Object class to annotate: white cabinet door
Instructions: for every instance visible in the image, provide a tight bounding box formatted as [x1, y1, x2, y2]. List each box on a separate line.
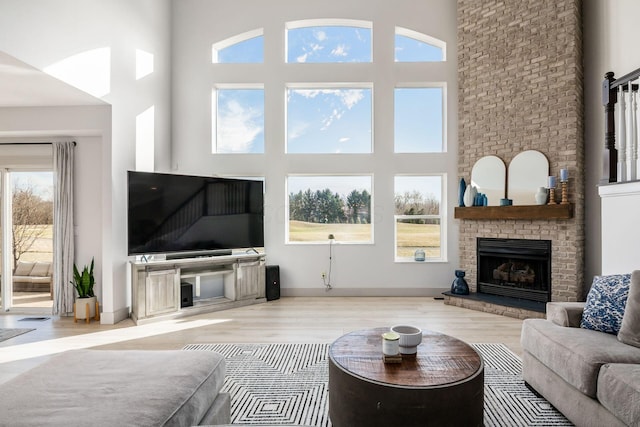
[236, 260, 265, 300]
[145, 268, 180, 316]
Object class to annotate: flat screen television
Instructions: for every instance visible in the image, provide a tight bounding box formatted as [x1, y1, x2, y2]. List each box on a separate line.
[127, 171, 264, 256]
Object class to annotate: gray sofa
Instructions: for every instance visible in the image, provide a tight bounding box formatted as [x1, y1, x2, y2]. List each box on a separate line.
[12, 260, 53, 294]
[521, 297, 640, 426]
[0, 349, 230, 426]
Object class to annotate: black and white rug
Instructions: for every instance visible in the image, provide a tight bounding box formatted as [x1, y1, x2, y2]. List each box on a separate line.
[183, 343, 572, 426]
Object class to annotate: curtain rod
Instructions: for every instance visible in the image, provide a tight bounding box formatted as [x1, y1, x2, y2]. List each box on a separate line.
[0, 141, 76, 146]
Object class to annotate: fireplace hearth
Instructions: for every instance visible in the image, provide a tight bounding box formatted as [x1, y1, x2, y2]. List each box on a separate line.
[477, 238, 551, 303]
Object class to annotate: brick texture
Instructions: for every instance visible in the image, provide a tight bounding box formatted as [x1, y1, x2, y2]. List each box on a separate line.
[454, 0, 584, 317]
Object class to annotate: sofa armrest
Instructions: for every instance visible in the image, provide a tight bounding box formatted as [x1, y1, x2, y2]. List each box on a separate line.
[546, 302, 585, 327]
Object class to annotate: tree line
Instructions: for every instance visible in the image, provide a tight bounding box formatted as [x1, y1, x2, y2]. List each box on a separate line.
[289, 188, 371, 224]
[289, 188, 440, 225]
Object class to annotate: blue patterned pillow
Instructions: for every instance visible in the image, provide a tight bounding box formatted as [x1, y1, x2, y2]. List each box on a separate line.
[580, 274, 631, 334]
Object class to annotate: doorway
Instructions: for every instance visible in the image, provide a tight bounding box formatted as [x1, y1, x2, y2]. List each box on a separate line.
[0, 169, 54, 313]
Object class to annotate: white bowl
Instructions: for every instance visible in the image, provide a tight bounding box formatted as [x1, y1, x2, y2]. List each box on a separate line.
[390, 325, 423, 354]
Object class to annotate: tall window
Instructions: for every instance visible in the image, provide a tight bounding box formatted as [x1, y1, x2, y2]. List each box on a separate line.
[213, 87, 265, 153]
[287, 86, 372, 153]
[287, 175, 372, 243]
[210, 20, 450, 259]
[394, 176, 443, 261]
[395, 86, 444, 153]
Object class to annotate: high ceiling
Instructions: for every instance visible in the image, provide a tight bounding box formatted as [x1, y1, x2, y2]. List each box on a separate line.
[0, 51, 106, 107]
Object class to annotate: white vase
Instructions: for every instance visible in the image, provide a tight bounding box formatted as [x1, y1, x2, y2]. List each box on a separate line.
[463, 185, 477, 207]
[535, 187, 548, 205]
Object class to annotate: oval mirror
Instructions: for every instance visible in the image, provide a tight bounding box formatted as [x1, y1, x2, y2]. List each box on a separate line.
[471, 155, 506, 206]
[508, 150, 549, 205]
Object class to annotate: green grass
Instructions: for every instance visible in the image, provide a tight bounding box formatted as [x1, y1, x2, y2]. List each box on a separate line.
[288, 220, 441, 258]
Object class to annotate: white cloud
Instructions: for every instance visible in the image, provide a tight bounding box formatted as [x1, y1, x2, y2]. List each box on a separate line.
[293, 88, 365, 131]
[296, 53, 308, 63]
[339, 137, 350, 143]
[314, 30, 327, 41]
[217, 99, 262, 152]
[288, 121, 310, 140]
[331, 44, 348, 57]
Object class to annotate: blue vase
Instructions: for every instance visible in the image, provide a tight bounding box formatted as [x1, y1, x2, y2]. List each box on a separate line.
[451, 270, 470, 295]
[458, 178, 466, 207]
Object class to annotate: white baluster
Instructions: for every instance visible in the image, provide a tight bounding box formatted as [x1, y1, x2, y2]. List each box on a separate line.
[630, 83, 638, 181]
[618, 85, 627, 182]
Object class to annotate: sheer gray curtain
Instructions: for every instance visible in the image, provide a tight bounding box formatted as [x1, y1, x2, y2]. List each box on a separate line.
[53, 141, 75, 315]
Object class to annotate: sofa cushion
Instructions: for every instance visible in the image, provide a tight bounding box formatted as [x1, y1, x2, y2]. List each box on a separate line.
[580, 273, 630, 334]
[521, 318, 640, 397]
[13, 261, 35, 276]
[0, 349, 226, 426]
[619, 270, 640, 348]
[30, 261, 51, 277]
[597, 363, 640, 426]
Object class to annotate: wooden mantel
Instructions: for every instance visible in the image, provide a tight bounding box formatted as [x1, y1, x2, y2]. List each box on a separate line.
[454, 204, 573, 220]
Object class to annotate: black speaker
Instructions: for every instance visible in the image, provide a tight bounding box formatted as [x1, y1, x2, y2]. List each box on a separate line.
[265, 265, 280, 301]
[181, 282, 193, 308]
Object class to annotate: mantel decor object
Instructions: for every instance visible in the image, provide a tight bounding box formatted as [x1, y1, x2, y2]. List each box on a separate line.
[458, 178, 467, 207]
[560, 168, 569, 204]
[535, 187, 548, 205]
[547, 176, 557, 205]
[451, 270, 470, 295]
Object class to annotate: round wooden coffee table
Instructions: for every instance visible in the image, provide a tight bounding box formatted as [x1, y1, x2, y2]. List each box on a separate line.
[328, 328, 484, 427]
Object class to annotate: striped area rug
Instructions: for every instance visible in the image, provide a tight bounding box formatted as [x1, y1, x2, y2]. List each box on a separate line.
[183, 343, 572, 426]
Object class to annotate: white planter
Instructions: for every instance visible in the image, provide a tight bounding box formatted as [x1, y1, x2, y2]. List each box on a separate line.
[75, 296, 97, 319]
[535, 187, 548, 205]
[463, 185, 477, 207]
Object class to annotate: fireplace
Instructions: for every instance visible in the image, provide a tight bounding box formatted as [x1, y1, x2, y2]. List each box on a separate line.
[477, 238, 551, 303]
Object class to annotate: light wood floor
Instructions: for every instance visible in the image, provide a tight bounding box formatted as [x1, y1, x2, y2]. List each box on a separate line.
[0, 297, 524, 382]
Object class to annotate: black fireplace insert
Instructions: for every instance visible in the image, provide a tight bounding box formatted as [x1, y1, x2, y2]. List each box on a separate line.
[477, 238, 551, 303]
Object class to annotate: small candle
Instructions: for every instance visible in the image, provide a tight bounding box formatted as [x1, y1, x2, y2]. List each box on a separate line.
[382, 332, 400, 356]
[560, 169, 569, 182]
[548, 176, 556, 188]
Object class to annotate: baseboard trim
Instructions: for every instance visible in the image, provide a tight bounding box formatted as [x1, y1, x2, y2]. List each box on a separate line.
[100, 306, 130, 325]
[280, 288, 449, 297]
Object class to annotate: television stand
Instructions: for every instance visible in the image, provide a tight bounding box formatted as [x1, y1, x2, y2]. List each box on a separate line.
[130, 252, 266, 325]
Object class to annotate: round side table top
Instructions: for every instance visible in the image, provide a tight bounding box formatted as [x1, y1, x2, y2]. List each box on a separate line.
[329, 327, 483, 388]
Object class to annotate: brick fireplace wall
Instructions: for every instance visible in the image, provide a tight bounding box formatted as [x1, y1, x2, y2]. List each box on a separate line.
[454, 0, 585, 315]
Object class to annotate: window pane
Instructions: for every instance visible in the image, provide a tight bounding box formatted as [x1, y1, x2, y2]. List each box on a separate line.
[288, 176, 372, 243]
[395, 35, 443, 62]
[287, 88, 372, 153]
[287, 26, 371, 63]
[215, 36, 263, 63]
[395, 87, 443, 153]
[395, 176, 442, 259]
[395, 218, 441, 258]
[215, 89, 264, 153]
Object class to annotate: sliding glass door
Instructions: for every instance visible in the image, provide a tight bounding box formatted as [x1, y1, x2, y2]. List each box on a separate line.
[0, 168, 54, 312]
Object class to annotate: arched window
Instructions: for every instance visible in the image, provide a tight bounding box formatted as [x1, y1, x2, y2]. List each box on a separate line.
[395, 27, 445, 62]
[286, 19, 372, 63]
[212, 29, 264, 63]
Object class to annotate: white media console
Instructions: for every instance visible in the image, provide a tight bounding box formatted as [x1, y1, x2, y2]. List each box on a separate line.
[130, 252, 266, 325]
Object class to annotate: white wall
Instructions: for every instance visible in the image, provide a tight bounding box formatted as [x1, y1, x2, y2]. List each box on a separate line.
[584, 0, 640, 282]
[0, 0, 172, 322]
[171, 0, 459, 295]
[0, 106, 110, 310]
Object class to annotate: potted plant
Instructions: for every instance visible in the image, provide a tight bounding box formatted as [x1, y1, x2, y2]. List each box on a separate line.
[71, 257, 98, 322]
